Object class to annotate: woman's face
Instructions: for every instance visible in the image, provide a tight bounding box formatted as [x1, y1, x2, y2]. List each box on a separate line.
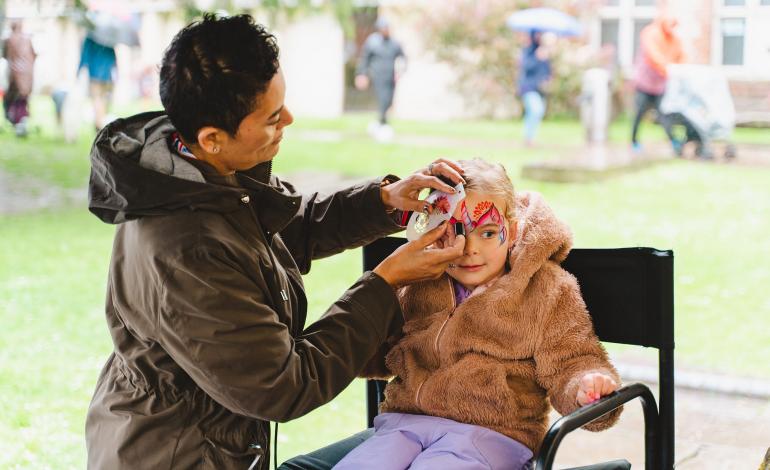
[216, 69, 294, 173]
[447, 191, 515, 291]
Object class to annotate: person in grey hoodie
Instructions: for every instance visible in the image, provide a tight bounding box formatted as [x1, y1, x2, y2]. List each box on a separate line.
[355, 17, 406, 135]
[85, 14, 465, 470]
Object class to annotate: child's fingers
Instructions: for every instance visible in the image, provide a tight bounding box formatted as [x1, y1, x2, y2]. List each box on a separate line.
[600, 376, 618, 396]
[593, 375, 604, 398]
[580, 374, 596, 394]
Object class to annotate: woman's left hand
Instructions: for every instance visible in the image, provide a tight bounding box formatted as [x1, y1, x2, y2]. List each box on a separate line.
[381, 158, 466, 213]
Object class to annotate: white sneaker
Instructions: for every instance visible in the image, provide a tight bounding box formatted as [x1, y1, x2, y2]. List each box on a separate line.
[375, 124, 394, 142]
[14, 118, 28, 137]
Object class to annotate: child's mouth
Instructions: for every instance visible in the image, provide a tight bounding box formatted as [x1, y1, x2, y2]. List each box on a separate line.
[459, 264, 484, 272]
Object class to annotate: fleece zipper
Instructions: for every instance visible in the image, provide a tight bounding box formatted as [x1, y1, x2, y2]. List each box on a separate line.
[415, 277, 458, 409]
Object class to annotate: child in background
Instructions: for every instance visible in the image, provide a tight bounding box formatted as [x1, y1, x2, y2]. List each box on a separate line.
[334, 158, 622, 470]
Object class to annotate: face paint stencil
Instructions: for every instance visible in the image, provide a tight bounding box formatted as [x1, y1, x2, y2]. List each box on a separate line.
[406, 183, 466, 241]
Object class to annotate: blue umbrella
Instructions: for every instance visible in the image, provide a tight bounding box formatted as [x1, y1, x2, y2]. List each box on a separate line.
[86, 9, 141, 48]
[506, 7, 582, 37]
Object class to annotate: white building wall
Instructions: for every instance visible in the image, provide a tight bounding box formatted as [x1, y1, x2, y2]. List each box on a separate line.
[274, 12, 345, 118]
[377, 0, 478, 120]
[383, 12, 468, 120]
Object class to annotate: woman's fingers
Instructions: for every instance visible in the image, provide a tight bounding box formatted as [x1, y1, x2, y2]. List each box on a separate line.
[414, 173, 456, 194]
[424, 159, 466, 185]
[414, 221, 450, 249]
[402, 198, 433, 214]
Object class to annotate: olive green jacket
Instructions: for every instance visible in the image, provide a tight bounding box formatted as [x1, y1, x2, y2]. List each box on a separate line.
[86, 112, 404, 469]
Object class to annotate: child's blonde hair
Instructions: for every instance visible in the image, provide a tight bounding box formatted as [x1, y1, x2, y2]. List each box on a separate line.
[460, 158, 516, 223]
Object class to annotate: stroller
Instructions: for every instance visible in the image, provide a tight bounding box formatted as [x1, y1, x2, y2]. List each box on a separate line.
[659, 64, 737, 160]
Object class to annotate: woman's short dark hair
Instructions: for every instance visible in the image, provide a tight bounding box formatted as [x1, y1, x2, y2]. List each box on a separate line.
[159, 14, 279, 143]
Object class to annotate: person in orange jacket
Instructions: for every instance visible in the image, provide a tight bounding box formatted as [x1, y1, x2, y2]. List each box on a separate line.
[631, 14, 686, 155]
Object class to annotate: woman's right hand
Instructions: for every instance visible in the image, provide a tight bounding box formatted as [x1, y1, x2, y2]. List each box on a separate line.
[373, 222, 465, 288]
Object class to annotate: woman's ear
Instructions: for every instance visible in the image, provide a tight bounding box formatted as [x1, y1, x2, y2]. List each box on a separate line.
[196, 126, 225, 155]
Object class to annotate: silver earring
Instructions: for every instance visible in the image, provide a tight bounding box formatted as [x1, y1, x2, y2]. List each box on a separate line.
[212, 146, 220, 153]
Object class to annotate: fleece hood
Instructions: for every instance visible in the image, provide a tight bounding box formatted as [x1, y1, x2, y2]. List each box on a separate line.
[87, 112, 273, 224]
[508, 190, 573, 283]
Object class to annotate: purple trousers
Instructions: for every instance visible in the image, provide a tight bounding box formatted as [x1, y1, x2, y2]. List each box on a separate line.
[332, 413, 533, 470]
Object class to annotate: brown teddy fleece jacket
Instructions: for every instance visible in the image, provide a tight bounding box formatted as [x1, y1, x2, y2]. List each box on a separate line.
[361, 191, 622, 453]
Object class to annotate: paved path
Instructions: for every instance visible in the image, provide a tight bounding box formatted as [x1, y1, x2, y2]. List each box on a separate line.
[550, 383, 770, 469]
[0, 170, 86, 214]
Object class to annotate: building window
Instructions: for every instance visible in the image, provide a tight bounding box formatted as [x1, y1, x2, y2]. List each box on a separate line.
[633, 18, 653, 61]
[761, 0, 770, 5]
[723, 0, 746, 5]
[721, 18, 745, 65]
[634, 0, 655, 5]
[600, 18, 620, 62]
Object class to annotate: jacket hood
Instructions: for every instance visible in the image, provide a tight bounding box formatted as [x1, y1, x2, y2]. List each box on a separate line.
[509, 190, 573, 282]
[88, 111, 271, 224]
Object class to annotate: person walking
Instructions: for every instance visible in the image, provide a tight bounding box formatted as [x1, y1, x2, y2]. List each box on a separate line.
[518, 31, 552, 147]
[630, 14, 686, 155]
[2, 20, 36, 137]
[355, 17, 406, 141]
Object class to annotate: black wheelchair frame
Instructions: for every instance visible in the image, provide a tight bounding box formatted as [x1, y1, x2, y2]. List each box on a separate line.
[363, 237, 674, 470]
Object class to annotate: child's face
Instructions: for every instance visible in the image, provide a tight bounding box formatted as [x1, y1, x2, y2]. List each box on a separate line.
[447, 191, 515, 290]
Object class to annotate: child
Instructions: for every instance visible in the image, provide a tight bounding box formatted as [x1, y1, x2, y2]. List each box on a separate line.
[334, 158, 622, 470]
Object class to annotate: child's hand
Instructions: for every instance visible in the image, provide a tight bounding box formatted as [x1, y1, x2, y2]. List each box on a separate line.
[576, 372, 618, 406]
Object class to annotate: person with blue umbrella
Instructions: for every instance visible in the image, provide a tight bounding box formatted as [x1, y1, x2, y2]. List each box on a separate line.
[507, 8, 581, 146]
[517, 30, 553, 146]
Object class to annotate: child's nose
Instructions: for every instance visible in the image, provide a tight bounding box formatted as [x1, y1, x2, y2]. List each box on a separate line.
[463, 236, 478, 256]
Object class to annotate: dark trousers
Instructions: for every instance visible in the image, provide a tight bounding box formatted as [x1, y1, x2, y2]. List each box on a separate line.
[372, 79, 395, 124]
[631, 89, 675, 145]
[278, 429, 374, 470]
[3, 83, 29, 125]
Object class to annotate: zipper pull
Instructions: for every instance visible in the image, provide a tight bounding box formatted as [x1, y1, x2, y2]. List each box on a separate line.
[280, 289, 288, 301]
[247, 444, 261, 470]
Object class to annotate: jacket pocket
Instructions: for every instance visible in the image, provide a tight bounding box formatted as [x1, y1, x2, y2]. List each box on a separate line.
[202, 437, 264, 470]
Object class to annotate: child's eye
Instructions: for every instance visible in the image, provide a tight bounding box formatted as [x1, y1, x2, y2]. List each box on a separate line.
[480, 230, 497, 239]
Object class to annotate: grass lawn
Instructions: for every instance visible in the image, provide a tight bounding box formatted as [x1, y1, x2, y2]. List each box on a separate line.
[1, 106, 769, 467]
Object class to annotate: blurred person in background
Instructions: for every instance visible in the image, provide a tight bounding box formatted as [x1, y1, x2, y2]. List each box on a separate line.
[355, 17, 406, 142]
[630, 14, 685, 155]
[518, 31, 553, 147]
[76, 0, 139, 131]
[2, 20, 36, 137]
[78, 32, 116, 131]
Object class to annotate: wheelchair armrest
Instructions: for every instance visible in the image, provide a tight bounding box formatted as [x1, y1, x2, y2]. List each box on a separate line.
[534, 382, 660, 470]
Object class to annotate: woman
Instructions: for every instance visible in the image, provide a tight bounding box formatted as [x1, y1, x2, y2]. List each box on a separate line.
[630, 15, 685, 155]
[85, 14, 465, 470]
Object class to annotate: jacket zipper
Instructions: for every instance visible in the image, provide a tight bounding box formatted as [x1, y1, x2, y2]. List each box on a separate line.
[240, 193, 291, 319]
[415, 277, 458, 408]
[433, 277, 457, 356]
